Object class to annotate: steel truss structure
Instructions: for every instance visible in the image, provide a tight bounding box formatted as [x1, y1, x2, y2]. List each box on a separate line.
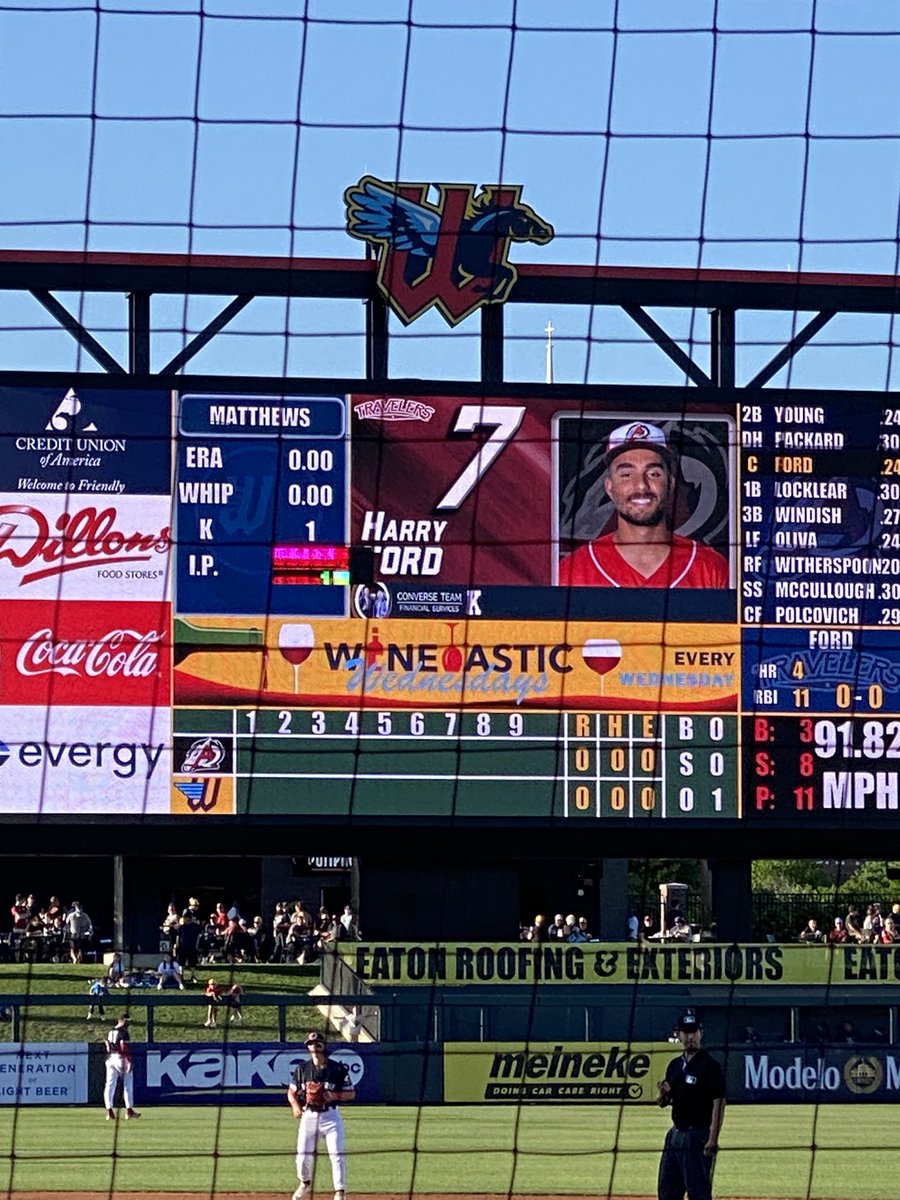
[3, 250, 900, 386]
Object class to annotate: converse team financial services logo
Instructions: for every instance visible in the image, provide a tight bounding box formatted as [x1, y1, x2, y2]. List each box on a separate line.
[345, 176, 554, 326]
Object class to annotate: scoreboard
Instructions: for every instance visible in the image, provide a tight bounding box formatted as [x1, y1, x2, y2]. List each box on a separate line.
[168, 387, 900, 826]
[5, 381, 900, 825]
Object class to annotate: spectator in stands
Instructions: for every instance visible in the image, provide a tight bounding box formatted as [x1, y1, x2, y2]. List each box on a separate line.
[249, 915, 267, 960]
[812, 1019, 831, 1044]
[46, 896, 63, 925]
[288, 904, 315, 964]
[550, 913, 570, 940]
[156, 954, 185, 990]
[223, 917, 254, 963]
[200, 912, 223, 961]
[879, 916, 899, 943]
[798, 918, 825, 944]
[272, 902, 291, 962]
[567, 915, 589, 943]
[667, 914, 692, 942]
[87, 976, 110, 1019]
[65, 900, 94, 963]
[175, 910, 201, 984]
[743, 1023, 762, 1044]
[108, 952, 126, 987]
[626, 911, 639, 941]
[839, 1019, 856, 1045]
[160, 903, 180, 948]
[863, 904, 883, 942]
[828, 917, 848, 944]
[640, 913, 657, 941]
[578, 917, 592, 940]
[183, 897, 201, 922]
[845, 905, 865, 943]
[531, 914, 550, 942]
[203, 978, 223, 1027]
[10, 895, 28, 932]
[340, 905, 361, 941]
[213, 902, 229, 932]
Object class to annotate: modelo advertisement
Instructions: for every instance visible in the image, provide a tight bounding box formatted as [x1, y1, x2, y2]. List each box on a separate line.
[133, 1042, 378, 1105]
[444, 1042, 672, 1103]
[0, 1043, 88, 1105]
[734, 1048, 900, 1102]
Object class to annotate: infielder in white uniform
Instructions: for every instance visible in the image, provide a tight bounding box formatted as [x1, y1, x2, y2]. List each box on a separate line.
[287, 1031, 355, 1200]
[103, 1013, 140, 1120]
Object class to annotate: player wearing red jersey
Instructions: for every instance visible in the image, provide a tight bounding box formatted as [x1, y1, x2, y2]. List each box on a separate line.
[559, 422, 729, 589]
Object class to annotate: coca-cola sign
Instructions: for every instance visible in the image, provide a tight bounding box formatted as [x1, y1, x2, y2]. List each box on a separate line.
[17, 627, 161, 680]
[0, 494, 171, 600]
[2, 601, 170, 705]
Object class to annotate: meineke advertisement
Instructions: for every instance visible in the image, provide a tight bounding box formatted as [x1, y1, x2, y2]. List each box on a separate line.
[0, 706, 170, 814]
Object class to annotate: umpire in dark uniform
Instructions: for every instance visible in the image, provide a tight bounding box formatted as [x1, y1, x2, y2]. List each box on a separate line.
[657, 1013, 725, 1200]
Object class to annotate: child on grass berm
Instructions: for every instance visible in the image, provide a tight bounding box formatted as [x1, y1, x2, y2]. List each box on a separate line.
[203, 977, 222, 1026]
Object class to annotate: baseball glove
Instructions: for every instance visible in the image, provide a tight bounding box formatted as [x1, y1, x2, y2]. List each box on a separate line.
[304, 1081, 327, 1111]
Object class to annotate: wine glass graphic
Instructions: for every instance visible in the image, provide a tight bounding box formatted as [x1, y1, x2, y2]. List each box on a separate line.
[442, 622, 464, 672]
[582, 638, 622, 697]
[278, 623, 314, 694]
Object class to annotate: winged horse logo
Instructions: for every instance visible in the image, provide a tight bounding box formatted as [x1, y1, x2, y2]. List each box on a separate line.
[345, 176, 554, 326]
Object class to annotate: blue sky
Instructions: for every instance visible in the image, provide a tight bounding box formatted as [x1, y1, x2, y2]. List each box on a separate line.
[2, 0, 900, 387]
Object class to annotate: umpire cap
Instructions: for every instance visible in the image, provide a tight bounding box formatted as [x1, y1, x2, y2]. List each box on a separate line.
[675, 1012, 701, 1032]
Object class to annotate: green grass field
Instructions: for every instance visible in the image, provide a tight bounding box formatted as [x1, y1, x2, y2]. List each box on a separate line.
[0, 964, 323, 1043]
[0, 1103, 897, 1197]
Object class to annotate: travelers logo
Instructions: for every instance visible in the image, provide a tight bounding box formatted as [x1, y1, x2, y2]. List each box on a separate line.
[180, 737, 226, 773]
[345, 176, 554, 326]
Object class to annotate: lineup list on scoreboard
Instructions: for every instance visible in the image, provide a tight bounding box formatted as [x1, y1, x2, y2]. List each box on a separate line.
[740, 398, 893, 629]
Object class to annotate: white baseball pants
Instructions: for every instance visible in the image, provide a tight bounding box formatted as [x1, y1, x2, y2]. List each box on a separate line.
[296, 1108, 346, 1191]
[103, 1056, 135, 1109]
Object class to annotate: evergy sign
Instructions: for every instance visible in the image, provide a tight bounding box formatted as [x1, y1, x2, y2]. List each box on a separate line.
[0, 706, 170, 814]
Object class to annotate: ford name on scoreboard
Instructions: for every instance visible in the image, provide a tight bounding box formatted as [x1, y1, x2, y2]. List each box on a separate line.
[3, 381, 900, 825]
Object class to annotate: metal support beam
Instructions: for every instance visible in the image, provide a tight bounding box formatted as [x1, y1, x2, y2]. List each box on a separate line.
[366, 293, 389, 381]
[113, 854, 124, 952]
[129, 291, 151, 374]
[481, 303, 504, 384]
[30, 289, 126, 374]
[622, 304, 711, 387]
[747, 310, 836, 389]
[710, 307, 736, 388]
[160, 295, 254, 376]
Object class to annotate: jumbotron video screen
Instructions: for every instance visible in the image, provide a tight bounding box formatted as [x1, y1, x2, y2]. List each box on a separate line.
[2, 382, 897, 826]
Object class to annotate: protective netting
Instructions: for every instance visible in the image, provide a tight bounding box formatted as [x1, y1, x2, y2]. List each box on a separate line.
[2, 2, 900, 1199]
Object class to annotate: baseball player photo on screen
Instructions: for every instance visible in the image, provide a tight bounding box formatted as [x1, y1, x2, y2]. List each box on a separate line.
[555, 413, 736, 594]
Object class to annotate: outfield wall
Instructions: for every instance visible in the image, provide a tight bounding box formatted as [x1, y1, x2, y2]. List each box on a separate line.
[2, 1037, 897, 1107]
